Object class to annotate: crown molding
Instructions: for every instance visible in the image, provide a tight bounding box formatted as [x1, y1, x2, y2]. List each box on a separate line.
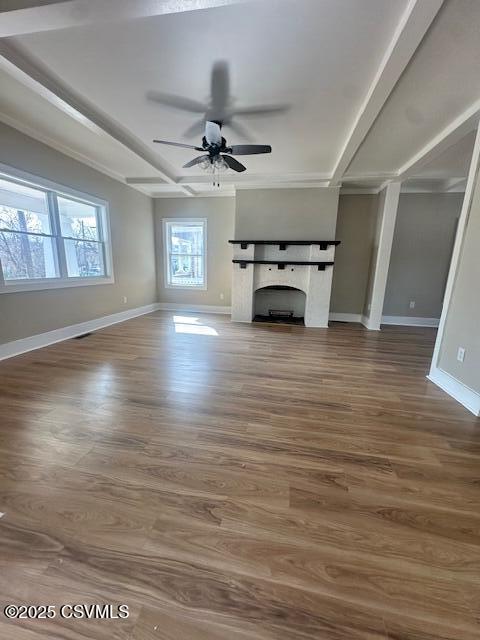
[0, 110, 129, 185]
[0, 106, 468, 198]
[153, 189, 236, 199]
[234, 182, 332, 190]
[340, 188, 380, 195]
[176, 172, 331, 185]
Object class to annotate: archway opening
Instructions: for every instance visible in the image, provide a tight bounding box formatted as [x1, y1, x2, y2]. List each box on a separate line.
[254, 285, 306, 325]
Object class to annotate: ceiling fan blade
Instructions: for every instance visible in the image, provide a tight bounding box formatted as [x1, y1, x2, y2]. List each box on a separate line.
[222, 155, 246, 172]
[228, 144, 272, 155]
[224, 119, 253, 142]
[182, 119, 206, 139]
[153, 139, 204, 151]
[183, 155, 210, 169]
[147, 91, 207, 113]
[210, 60, 230, 114]
[205, 120, 222, 146]
[228, 104, 289, 118]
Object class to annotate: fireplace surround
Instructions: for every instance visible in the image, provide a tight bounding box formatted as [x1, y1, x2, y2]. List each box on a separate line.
[230, 240, 340, 327]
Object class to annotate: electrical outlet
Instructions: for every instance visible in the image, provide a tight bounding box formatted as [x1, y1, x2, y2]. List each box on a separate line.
[220, 292, 224, 300]
[409, 300, 415, 309]
[123, 296, 128, 304]
[457, 347, 466, 363]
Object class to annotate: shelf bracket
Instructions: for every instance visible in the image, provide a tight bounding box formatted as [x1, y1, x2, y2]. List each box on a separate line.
[240, 242, 249, 250]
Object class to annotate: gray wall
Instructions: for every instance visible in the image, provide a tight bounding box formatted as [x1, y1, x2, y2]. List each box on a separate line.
[235, 188, 339, 239]
[0, 122, 157, 344]
[154, 196, 235, 307]
[383, 193, 462, 318]
[438, 173, 480, 393]
[330, 194, 378, 314]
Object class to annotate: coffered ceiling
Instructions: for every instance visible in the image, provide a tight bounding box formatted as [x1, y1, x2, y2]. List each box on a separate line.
[0, 0, 479, 196]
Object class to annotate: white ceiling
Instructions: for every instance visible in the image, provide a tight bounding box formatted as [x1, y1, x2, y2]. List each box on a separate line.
[0, 0, 479, 197]
[347, 0, 480, 175]
[412, 131, 476, 180]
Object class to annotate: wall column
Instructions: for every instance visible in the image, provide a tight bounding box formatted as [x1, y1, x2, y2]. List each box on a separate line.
[362, 182, 401, 330]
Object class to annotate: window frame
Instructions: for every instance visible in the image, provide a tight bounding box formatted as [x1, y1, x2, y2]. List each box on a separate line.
[0, 163, 114, 294]
[163, 217, 207, 291]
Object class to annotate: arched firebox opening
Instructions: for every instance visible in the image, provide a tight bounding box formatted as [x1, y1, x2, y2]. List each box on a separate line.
[254, 285, 306, 325]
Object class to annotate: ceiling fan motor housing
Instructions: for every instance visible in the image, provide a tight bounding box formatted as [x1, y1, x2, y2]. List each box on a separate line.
[202, 135, 228, 156]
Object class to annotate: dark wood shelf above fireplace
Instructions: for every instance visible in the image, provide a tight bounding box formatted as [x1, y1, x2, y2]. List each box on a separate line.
[232, 259, 334, 271]
[229, 240, 341, 250]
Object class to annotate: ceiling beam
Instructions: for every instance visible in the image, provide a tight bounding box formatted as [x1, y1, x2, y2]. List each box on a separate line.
[396, 99, 480, 180]
[0, 40, 193, 195]
[329, 0, 444, 186]
[0, 0, 251, 38]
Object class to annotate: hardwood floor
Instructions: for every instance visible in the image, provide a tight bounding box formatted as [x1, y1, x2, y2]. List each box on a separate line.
[0, 312, 479, 639]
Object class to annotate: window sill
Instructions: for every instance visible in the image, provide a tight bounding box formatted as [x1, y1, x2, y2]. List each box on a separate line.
[0, 276, 114, 294]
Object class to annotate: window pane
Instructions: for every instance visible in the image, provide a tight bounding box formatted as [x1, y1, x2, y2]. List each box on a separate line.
[0, 230, 57, 280]
[64, 238, 105, 277]
[169, 254, 204, 287]
[170, 223, 204, 255]
[58, 196, 99, 241]
[0, 178, 50, 234]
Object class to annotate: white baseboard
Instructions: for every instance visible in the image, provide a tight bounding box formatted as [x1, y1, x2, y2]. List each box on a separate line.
[428, 367, 480, 417]
[331, 314, 439, 329]
[329, 313, 362, 323]
[0, 303, 158, 361]
[156, 302, 231, 315]
[361, 314, 380, 330]
[382, 315, 440, 327]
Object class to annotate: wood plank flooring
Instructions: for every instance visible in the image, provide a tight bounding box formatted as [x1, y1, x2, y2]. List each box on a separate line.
[0, 312, 479, 639]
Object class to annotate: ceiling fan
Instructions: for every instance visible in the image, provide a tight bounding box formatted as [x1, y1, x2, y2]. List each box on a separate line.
[147, 60, 288, 141]
[153, 120, 272, 186]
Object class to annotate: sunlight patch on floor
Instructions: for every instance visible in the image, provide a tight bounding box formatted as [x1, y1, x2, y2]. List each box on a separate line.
[173, 315, 218, 336]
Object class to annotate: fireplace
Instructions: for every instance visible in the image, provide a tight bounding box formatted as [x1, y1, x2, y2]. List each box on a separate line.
[229, 240, 339, 327]
[254, 285, 306, 324]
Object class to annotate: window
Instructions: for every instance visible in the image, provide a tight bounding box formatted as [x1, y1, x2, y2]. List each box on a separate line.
[0, 166, 113, 293]
[58, 196, 105, 278]
[163, 218, 207, 289]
